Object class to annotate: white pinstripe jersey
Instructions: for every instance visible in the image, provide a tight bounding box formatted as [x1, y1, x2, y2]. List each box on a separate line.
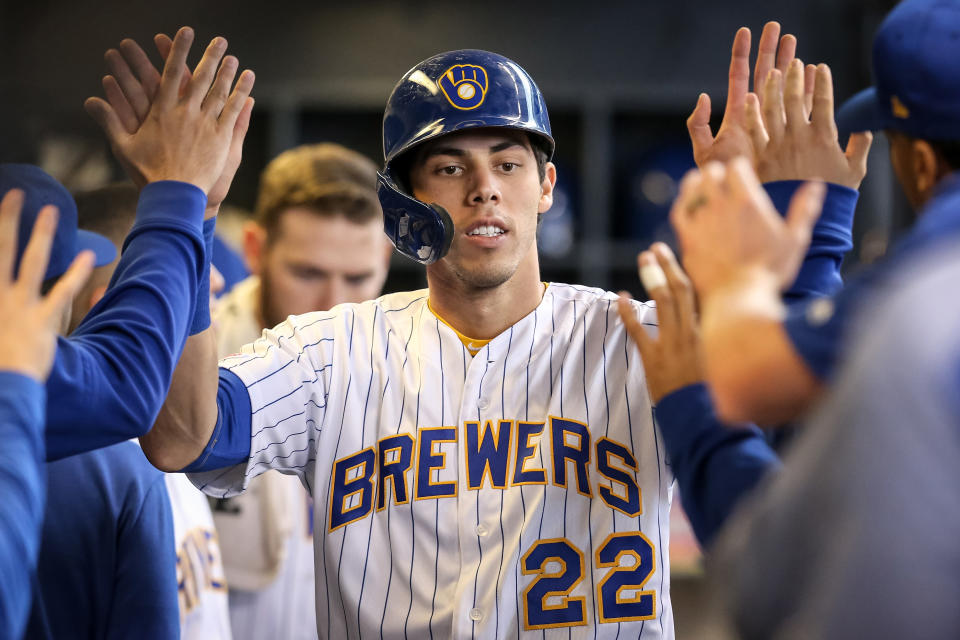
[190, 283, 675, 639]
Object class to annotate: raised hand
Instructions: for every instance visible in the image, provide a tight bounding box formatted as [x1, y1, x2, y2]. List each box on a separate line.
[102, 33, 252, 217]
[745, 60, 872, 189]
[85, 27, 255, 202]
[0, 190, 94, 381]
[670, 158, 827, 298]
[687, 22, 800, 168]
[618, 243, 703, 403]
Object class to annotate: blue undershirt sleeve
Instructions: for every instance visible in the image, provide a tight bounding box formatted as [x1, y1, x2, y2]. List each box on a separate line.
[180, 367, 253, 473]
[655, 383, 781, 548]
[45, 181, 207, 460]
[765, 180, 858, 302]
[0, 373, 46, 640]
[106, 475, 179, 640]
[190, 217, 216, 335]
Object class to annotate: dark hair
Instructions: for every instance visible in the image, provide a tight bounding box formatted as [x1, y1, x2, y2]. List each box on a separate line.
[255, 143, 381, 238]
[74, 182, 140, 247]
[928, 138, 960, 172]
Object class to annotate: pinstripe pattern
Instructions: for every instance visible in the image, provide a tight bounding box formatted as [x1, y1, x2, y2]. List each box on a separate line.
[189, 286, 675, 639]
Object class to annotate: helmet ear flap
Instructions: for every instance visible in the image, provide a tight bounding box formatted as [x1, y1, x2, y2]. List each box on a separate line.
[377, 172, 454, 264]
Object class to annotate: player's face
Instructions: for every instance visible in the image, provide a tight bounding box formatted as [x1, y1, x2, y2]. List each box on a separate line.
[408, 130, 556, 289]
[258, 208, 391, 328]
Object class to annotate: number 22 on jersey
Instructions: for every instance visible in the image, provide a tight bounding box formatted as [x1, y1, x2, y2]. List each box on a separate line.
[521, 531, 656, 630]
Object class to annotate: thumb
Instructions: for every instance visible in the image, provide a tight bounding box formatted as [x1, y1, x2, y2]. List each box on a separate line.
[784, 180, 826, 251]
[845, 131, 873, 179]
[84, 97, 128, 144]
[686, 93, 715, 163]
[744, 92, 769, 153]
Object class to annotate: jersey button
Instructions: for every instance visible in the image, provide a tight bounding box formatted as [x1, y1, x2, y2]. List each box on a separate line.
[469, 608, 483, 621]
[477, 398, 489, 410]
[476, 524, 488, 536]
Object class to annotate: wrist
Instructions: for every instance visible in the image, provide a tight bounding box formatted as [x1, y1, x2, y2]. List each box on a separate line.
[701, 266, 784, 323]
[204, 203, 221, 220]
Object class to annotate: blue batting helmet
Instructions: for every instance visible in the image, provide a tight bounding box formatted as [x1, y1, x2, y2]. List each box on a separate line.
[378, 49, 554, 264]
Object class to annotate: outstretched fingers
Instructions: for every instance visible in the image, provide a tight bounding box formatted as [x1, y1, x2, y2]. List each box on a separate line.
[105, 46, 152, 121]
[686, 93, 715, 162]
[203, 55, 239, 115]
[761, 69, 785, 142]
[154, 33, 192, 96]
[84, 95, 129, 145]
[783, 59, 807, 131]
[185, 36, 228, 107]
[753, 21, 781, 94]
[0, 189, 24, 285]
[16, 206, 58, 294]
[744, 92, 769, 152]
[218, 69, 256, 129]
[810, 63, 838, 139]
[724, 27, 752, 121]
[155, 27, 195, 107]
[102, 75, 140, 133]
[651, 243, 697, 341]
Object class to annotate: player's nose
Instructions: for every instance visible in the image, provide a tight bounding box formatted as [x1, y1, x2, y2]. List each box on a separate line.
[468, 166, 500, 204]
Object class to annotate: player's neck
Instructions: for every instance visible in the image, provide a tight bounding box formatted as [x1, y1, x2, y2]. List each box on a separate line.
[426, 253, 544, 340]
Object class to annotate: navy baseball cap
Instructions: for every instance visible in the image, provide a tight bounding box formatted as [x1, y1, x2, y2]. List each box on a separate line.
[837, 0, 960, 141]
[0, 164, 116, 281]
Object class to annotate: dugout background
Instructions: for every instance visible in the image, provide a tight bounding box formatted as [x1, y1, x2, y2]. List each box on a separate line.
[0, 1, 903, 631]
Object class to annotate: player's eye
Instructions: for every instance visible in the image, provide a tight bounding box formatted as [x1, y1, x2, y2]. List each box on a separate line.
[436, 165, 462, 176]
[345, 274, 373, 286]
[499, 161, 521, 173]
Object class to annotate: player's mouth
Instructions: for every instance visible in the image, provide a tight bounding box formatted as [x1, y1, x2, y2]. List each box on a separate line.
[463, 219, 509, 248]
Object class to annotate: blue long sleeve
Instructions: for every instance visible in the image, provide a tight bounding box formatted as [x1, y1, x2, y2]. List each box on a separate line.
[0, 372, 46, 640]
[765, 180, 859, 301]
[655, 384, 781, 548]
[44, 181, 206, 460]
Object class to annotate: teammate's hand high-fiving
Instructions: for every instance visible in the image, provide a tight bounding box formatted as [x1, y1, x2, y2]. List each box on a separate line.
[84, 27, 255, 203]
[0, 189, 94, 382]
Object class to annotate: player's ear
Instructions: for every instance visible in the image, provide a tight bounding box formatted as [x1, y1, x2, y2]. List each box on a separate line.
[912, 139, 942, 198]
[243, 220, 267, 275]
[537, 162, 557, 214]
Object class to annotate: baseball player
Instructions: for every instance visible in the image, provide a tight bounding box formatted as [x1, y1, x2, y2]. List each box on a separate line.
[214, 142, 390, 640]
[71, 182, 233, 639]
[672, 2, 960, 426]
[89, 42, 836, 638]
[0, 187, 93, 640]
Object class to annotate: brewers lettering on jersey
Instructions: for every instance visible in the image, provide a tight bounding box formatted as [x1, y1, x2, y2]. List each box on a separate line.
[191, 284, 672, 638]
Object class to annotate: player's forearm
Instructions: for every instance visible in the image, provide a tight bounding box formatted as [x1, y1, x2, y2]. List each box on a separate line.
[142, 328, 219, 472]
[701, 269, 823, 425]
[45, 182, 206, 460]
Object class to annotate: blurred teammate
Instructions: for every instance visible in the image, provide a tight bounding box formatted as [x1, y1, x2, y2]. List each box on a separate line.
[10, 172, 179, 639]
[213, 143, 389, 640]
[71, 182, 232, 639]
[0, 188, 92, 640]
